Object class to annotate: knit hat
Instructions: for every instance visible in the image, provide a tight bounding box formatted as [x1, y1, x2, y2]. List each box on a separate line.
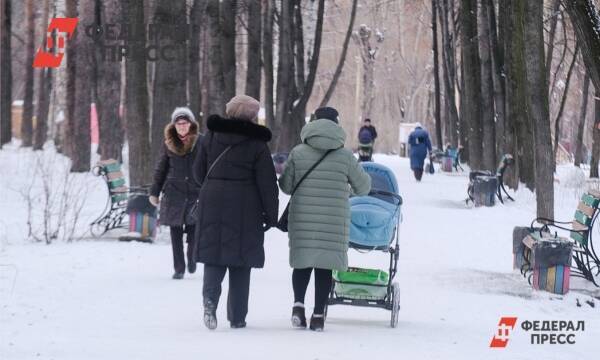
[171, 107, 196, 124]
[226, 95, 260, 122]
[314, 107, 339, 124]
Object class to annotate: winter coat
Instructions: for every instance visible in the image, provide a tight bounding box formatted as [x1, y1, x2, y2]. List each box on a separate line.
[278, 119, 371, 271]
[150, 121, 202, 227]
[408, 126, 432, 170]
[193, 115, 279, 268]
[358, 125, 378, 143]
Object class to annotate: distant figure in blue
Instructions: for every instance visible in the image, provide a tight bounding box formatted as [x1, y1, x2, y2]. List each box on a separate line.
[408, 123, 432, 181]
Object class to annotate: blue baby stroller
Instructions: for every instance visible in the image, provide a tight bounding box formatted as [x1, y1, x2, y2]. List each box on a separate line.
[326, 162, 403, 327]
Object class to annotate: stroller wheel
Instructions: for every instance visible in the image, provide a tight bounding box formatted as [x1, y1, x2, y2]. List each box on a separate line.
[390, 282, 400, 328]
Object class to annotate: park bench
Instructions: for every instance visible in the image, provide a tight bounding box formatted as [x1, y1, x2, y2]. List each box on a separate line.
[466, 154, 515, 206]
[90, 159, 152, 239]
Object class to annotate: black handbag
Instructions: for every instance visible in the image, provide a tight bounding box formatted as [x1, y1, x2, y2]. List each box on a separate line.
[277, 149, 336, 232]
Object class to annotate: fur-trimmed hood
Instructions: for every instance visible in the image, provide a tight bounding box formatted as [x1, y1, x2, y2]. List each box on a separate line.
[164, 121, 200, 156]
[207, 115, 272, 142]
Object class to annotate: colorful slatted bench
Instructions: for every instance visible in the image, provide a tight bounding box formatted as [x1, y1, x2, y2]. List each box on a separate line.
[530, 189, 600, 287]
[90, 159, 149, 237]
[118, 194, 157, 243]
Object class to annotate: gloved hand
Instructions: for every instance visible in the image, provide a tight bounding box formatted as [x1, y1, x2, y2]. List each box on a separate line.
[149, 195, 159, 207]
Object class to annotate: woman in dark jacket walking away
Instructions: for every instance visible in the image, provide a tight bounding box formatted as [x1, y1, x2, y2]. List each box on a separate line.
[408, 122, 432, 181]
[149, 107, 202, 280]
[279, 107, 371, 331]
[194, 95, 279, 330]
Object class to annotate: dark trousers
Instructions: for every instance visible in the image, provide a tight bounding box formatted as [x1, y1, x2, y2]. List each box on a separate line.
[292, 268, 333, 315]
[413, 169, 424, 181]
[170, 225, 195, 274]
[203, 264, 251, 324]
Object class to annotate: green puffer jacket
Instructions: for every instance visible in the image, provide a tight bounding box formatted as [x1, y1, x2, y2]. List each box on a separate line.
[279, 119, 371, 271]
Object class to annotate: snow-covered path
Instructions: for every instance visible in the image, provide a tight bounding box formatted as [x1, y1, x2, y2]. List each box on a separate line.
[1, 153, 599, 360]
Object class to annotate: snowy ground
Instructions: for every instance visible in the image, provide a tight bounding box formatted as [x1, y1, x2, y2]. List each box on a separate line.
[1, 145, 600, 360]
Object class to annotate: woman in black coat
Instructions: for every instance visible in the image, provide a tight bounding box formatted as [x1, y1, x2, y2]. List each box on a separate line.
[150, 107, 202, 280]
[194, 95, 278, 330]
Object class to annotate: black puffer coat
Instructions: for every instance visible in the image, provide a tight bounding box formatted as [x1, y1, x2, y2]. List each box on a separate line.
[150, 121, 202, 227]
[193, 115, 278, 268]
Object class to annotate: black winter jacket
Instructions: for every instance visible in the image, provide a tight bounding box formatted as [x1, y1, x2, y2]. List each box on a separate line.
[193, 115, 278, 268]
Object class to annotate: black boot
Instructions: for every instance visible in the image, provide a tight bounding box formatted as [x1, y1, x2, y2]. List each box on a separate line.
[230, 321, 247, 329]
[309, 315, 324, 331]
[203, 300, 218, 330]
[172, 272, 184, 280]
[291, 306, 307, 328]
[187, 246, 196, 274]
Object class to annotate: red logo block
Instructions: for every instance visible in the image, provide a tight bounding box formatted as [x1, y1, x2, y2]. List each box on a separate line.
[490, 317, 518, 348]
[33, 18, 78, 68]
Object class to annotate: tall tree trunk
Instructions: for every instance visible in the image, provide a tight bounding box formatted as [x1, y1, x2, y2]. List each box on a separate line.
[279, 0, 325, 152]
[33, 0, 51, 150]
[262, 0, 275, 136]
[438, 0, 459, 147]
[96, 0, 123, 161]
[591, 93, 600, 178]
[207, 0, 225, 116]
[188, 0, 203, 122]
[150, 0, 187, 164]
[221, 0, 236, 102]
[524, 0, 553, 219]
[274, 0, 293, 151]
[552, 44, 579, 167]
[71, 0, 95, 172]
[0, 0, 12, 147]
[505, 0, 534, 190]
[245, 0, 261, 100]
[122, 0, 152, 186]
[479, 0, 496, 171]
[460, 0, 483, 169]
[488, 0, 506, 157]
[353, 25, 378, 127]
[432, 0, 443, 148]
[545, 0, 561, 89]
[565, 0, 600, 93]
[65, 0, 76, 158]
[21, 0, 35, 147]
[319, 0, 357, 107]
[575, 72, 590, 167]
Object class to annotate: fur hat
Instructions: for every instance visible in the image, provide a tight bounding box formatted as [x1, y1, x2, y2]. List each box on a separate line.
[314, 107, 339, 124]
[170, 107, 197, 124]
[226, 95, 260, 122]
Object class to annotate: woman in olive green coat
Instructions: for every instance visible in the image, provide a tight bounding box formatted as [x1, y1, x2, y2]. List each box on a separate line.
[278, 107, 371, 331]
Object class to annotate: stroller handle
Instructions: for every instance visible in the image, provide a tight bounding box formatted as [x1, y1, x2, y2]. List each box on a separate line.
[368, 189, 403, 205]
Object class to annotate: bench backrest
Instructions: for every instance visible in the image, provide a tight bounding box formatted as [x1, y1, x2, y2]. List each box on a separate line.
[95, 159, 128, 204]
[571, 190, 600, 247]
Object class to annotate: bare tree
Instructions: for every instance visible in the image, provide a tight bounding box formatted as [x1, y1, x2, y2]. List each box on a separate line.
[188, 0, 203, 121]
[207, 0, 225, 116]
[565, 0, 600, 92]
[524, 0, 553, 218]
[150, 0, 187, 164]
[319, 0, 358, 107]
[221, 0, 236, 102]
[432, 0, 442, 148]
[488, 0, 506, 156]
[574, 71, 590, 167]
[245, 0, 261, 100]
[479, 0, 496, 170]
[460, 0, 483, 170]
[21, 0, 35, 147]
[277, 0, 325, 151]
[262, 0, 275, 132]
[352, 24, 382, 123]
[33, 0, 52, 150]
[438, 0, 459, 147]
[95, 0, 123, 161]
[69, 0, 94, 172]
[122, 0, 152, 186]
[552, 44, 579, 167]
[545, 0, 561, 88]
[0, 0, 12, 147]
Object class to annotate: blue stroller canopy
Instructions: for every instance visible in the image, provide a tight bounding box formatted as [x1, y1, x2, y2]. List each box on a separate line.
[349, 162, 401, 249]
